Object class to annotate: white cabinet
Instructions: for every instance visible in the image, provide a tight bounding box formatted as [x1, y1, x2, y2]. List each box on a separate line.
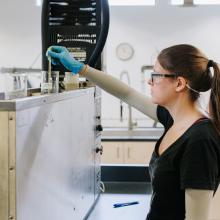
[100, 142, 124, 164]
[101, 141, 156, 165]
[124, 142, 155, 164]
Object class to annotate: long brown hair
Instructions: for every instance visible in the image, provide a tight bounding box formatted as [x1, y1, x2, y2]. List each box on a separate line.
[157, 44, 220, 134]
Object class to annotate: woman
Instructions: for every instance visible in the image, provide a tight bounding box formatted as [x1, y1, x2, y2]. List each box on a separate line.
[47, 44, 220, 220]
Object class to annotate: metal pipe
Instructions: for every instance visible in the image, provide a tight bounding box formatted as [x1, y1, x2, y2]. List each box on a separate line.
[119, 70, 134, 130]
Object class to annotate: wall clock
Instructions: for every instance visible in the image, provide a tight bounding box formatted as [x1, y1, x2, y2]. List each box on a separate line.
[116, 43, 134, 61]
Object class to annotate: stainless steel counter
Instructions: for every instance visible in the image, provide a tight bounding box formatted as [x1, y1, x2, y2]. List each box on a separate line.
[102, 128, 164, 141]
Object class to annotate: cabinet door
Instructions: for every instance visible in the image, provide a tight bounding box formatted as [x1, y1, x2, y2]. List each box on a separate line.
[101, 142, 124, 164]
[124, 142, 155, 164]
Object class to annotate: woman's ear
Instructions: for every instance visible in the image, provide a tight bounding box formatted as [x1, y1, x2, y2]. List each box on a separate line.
[175, 77, 187, 92]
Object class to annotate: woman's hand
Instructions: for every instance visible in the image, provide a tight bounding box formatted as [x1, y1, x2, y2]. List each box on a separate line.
[46, 46, 84, 74]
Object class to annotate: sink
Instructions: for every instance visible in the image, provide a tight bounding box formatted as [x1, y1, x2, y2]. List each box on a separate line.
[102, 128, 164, 140]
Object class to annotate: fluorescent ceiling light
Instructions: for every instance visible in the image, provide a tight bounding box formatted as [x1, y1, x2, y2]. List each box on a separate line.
[109, 0, 155, 6]
[194, 0, 220, 4]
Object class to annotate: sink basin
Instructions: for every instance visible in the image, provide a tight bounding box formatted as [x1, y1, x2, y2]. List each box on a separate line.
[102, 128, 164, 140]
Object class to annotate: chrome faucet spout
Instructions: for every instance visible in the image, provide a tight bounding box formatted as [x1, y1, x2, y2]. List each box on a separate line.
[119, 71, 135, 130]
[120, 100, 123, 122]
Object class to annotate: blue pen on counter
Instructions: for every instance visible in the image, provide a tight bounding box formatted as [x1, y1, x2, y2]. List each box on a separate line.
[113, 201, 139, 208]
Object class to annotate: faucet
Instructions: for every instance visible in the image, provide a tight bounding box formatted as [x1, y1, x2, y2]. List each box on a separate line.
[119, 71, 136, 130]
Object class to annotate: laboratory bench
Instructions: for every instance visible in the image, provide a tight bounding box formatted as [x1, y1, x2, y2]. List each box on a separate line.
[88, 180, 220, 220]
[88, 182, 152, 220]
[100, 128, 163, 183]
[101, 127, 164, 141]
[99, 129, 220, 220]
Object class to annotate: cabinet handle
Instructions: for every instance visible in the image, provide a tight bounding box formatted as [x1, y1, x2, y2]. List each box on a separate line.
[117, 147, 120, 158]
[128, 147, 130, 159]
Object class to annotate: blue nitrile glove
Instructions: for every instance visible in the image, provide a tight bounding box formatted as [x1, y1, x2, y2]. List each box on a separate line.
[46, 46, 84, 74]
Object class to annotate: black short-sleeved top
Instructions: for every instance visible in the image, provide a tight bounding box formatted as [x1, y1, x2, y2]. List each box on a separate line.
[146, 106, 220, 220]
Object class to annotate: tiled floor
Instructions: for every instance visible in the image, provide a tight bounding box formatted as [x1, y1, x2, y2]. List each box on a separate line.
[88, 182, 152, 220]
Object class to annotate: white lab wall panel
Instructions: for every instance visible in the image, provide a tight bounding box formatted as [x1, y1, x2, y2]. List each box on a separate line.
[0, 0, 41, 68]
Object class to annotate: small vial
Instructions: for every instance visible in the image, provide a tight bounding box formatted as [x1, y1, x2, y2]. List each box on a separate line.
[63, 72, 79, 90]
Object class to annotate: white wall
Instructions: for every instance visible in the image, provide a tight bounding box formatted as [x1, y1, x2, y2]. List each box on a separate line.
[0, 2, 219, 128]
[102, 4, 220, 128]
[0, 0, 42, 68]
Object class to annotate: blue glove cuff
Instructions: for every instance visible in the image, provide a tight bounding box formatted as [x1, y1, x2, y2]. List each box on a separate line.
[69, 62, 84, 74]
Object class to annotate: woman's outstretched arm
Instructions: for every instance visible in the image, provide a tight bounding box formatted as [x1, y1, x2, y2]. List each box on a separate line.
[81, 65, 158, 121]
[47, 46, 158, 121]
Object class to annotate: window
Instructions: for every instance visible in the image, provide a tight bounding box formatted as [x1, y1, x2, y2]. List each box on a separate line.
[194, 0, 220, 5]
[109, 0, 155, 6]
[171, 0, 220, 5]
[36, 0, 42, 6]
[171, 0, 184, 5]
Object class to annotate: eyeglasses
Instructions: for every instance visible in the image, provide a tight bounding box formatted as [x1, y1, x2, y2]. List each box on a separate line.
[150, 72, 178, 84]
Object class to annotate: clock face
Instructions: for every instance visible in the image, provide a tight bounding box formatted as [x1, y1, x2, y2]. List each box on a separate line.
[116, 43, 134, 61]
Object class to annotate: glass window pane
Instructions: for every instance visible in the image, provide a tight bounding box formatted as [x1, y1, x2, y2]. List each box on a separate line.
[171, 0, 184, 5]
[194, 0, 220, 4]
[109, 0, 155, 6]
[36, 0, 42, 6]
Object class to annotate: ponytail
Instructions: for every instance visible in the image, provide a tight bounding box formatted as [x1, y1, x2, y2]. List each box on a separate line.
[210, 61, 220, 135]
